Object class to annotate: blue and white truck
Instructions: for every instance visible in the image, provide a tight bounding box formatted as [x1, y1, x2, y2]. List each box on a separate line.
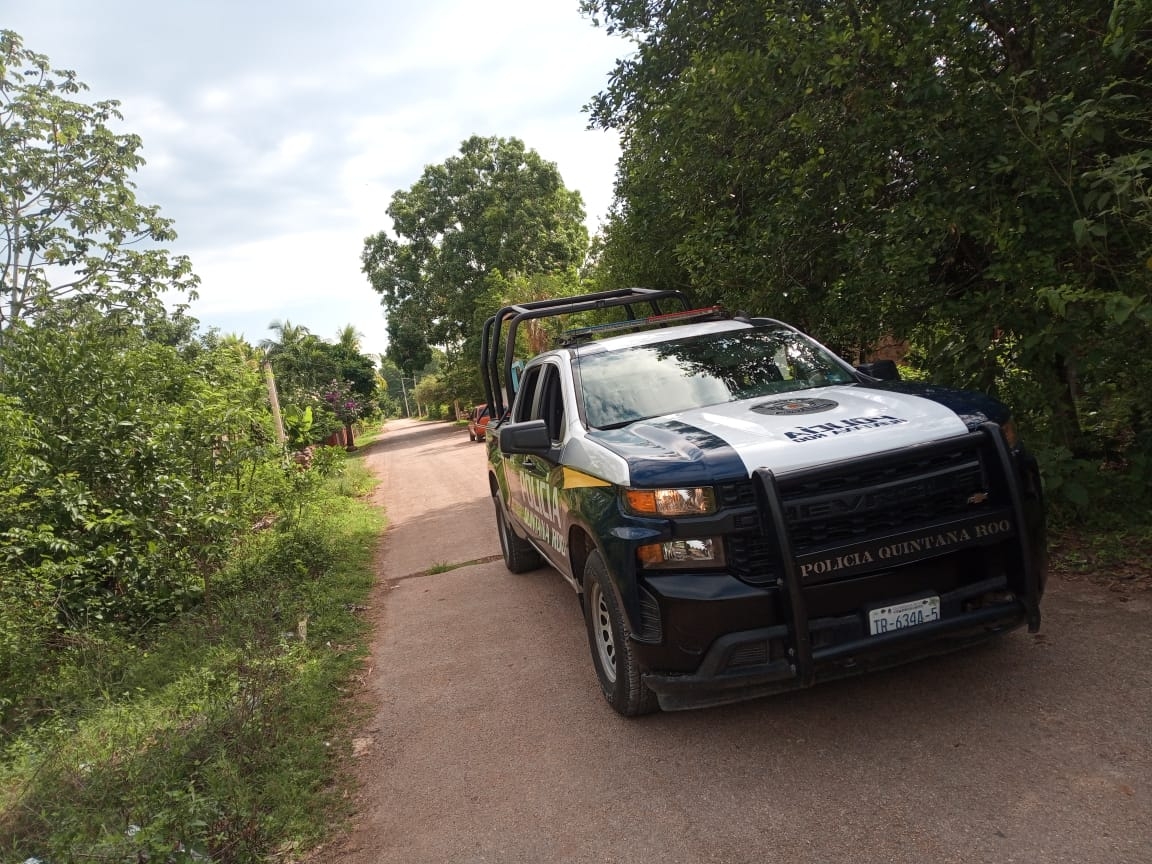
[481, 288, 1046, 715]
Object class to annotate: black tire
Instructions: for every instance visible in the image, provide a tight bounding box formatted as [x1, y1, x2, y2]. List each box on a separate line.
[493, 495, 542, 573]
[581, 550, 659, 716]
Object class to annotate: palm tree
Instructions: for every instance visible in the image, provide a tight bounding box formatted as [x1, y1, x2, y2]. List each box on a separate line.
[219, 332, 261, 369]
[335, 323, 363, 352]
[260, 319, 311, 356]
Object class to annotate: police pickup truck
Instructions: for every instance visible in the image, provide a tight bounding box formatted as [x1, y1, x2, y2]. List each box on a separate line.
[480, 288, 1046, 715]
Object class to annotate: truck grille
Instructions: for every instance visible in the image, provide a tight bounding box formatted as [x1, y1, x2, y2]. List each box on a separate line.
[721, 436, 1000, 586]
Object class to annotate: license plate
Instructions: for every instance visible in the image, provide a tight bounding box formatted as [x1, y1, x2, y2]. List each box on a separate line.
[868, 596, 940, 635]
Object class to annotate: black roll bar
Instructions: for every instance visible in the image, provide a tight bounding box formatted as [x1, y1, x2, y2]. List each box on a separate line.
[479, 287, 691, 421]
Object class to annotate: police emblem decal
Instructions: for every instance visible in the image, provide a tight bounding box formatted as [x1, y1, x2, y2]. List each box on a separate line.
[752, 398, 840, 416]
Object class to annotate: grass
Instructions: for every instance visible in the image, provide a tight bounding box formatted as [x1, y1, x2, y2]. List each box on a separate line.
[351, 421, 387, 449]
[1049, 524, 1152, 591]
[0, 456, 383, 863]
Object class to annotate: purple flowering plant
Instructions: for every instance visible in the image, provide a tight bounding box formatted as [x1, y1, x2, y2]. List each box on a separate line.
[318, 380, 366, 425]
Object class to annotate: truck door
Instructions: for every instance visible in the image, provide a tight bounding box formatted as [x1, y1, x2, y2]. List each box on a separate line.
[505, 361, 569, 569]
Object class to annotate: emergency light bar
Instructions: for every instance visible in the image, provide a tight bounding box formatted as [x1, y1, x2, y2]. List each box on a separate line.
[559, 305, 727, 345]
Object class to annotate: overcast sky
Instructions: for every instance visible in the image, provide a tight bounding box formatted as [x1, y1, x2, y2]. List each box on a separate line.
[3, 0, 630, 356]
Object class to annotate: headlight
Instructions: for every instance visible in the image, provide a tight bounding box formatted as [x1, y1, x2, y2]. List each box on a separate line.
[638, 538, 726, 569]
[624, 487, 716, 516]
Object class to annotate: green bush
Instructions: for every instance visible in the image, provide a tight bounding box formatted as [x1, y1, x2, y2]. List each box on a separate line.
[0, 312, 295, 726]
[1, 468, 382, 863]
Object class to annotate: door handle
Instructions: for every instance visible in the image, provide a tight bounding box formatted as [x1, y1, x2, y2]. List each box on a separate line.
[523, 458, 536, 470]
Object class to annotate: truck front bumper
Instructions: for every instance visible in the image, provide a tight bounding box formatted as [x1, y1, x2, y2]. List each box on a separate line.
[632, 423, 1044, 711]
[640, 578, 1026, 711]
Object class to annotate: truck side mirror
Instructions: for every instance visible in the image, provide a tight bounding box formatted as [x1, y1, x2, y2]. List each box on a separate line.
[499, 419, 554, 457]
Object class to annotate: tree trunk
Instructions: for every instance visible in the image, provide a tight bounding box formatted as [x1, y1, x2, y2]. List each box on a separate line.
[1050, 353, 1083, 453]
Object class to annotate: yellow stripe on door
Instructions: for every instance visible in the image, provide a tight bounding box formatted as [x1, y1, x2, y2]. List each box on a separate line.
[562, 467, 612, 489]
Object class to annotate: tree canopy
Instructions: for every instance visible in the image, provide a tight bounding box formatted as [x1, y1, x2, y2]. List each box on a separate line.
[261, 319, 377, 402]
[0, 31, 198, 349]
[583, 0, 1152, 514]
[362, 135, 589, 398]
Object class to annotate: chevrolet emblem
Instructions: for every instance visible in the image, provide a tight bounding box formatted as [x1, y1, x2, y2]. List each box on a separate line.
[967, 491, 990, 505]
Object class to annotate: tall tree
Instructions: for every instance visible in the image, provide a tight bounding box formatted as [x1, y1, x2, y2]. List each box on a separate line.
[362, 135, 589, 378]
[0, 31, 198, 350]
[583, 1, 1152, 507]
[383, 303, 433, 378]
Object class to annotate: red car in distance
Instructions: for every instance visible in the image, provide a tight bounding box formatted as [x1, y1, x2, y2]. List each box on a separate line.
[467, 404, 490, 442]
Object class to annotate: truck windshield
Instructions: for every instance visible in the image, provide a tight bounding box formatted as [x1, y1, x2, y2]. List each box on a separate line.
[577, 327, 856, 429]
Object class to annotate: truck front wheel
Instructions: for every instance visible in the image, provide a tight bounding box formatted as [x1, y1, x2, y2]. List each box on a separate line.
[582, 551, 658, 717]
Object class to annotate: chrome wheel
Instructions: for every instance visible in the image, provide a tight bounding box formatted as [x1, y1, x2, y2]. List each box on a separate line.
[590, 582, 617, 684]
[581, 550, 658, 715]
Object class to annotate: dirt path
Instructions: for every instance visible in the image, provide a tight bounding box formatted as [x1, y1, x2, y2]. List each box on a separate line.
[334, 418, 1152, 863]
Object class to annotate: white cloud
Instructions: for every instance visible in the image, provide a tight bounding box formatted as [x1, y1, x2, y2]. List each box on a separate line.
[189, 230, 389, 354]
[197, 87, 233, 112]
[4, 0, 630, 350]
[259, 132, 316, 175]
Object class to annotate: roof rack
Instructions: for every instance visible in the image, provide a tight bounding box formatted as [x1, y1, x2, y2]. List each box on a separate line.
[558, 305, 727, 346]
[480, 287, 691, 421]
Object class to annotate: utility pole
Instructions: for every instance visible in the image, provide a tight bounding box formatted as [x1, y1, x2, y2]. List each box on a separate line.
[409, 375, 422, 417]
[262, 360, 287, 444]
[399, 374, 411, 418]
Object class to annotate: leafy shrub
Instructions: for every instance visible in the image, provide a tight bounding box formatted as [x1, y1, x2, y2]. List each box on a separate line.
[0, 312, 298, 725]
[1, 476, 382, 863]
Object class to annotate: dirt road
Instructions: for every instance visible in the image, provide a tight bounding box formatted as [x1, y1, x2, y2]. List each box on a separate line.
[336, 418, 1152, 864]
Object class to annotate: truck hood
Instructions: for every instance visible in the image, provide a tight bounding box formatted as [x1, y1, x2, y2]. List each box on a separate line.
[584, 383, 999, 487]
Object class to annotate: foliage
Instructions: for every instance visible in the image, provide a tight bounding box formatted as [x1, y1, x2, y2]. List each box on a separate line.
[319, 378, 372, 446]
[0, 32, 389, 860]
[0, 308, 292, 724]
[282, 404, 315, 449]
[583, 0, 1152, 521]
[263, 320, 378, 403]
[261, 320, 381, 446]
[413, 374, 450, 419]
[0, 458, 383, 863]
[0, 31, 198, 351]
[0, 395, 54, 704]
[319, 379, 369, 427]
[362, 135, 589, 402]
[383, 304, 432, 377]
[374, 354, 409, 417]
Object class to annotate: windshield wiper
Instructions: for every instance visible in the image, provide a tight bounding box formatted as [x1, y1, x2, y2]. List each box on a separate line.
[593, 416, 652, 431]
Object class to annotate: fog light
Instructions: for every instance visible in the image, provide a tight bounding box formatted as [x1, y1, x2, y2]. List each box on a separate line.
[638, 538, 725, 569]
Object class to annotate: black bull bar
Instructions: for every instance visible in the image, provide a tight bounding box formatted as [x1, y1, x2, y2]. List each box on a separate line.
[750, 421, 1043, 690]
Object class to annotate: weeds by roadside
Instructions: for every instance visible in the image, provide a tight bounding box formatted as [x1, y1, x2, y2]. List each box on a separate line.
[1049, 525, 1152, 596]
[0, 456, 382, 863]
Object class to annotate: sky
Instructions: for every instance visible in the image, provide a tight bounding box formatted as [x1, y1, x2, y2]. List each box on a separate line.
[3, 0, 631, 357]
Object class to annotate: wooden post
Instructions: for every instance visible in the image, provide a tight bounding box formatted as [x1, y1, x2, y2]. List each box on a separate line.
[262, 360, 287, 444]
